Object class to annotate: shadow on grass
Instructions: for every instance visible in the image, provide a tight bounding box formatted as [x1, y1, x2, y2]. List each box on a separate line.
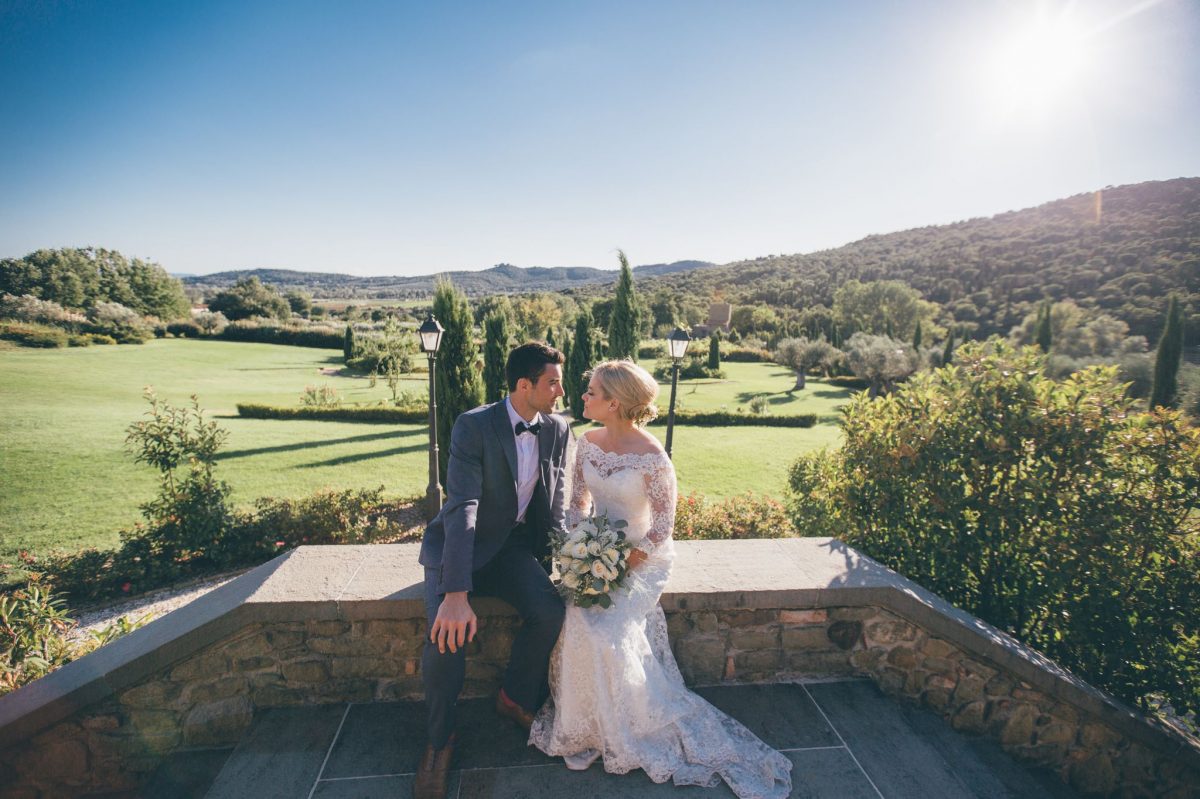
[299, 442, 427, 467]
[215, 429, 421, 460]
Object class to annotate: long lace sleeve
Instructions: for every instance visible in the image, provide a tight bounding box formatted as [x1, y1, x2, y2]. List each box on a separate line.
[640, 454, 677, 553]
[565, 440, 591, 529]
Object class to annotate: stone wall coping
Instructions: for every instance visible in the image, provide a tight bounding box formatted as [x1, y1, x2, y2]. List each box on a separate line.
[1, 539, 1196, 770]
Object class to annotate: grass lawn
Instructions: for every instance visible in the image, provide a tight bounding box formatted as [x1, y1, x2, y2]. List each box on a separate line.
[657, 361, 851, 419]
[1, 342, 846, 564]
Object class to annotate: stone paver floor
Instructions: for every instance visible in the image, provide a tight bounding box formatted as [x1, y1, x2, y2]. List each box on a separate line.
[131, 679, 1080, 798]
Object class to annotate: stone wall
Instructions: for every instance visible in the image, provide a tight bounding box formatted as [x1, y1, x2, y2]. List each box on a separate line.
[3, 602, 1197, 798]
[1, 541, 1196, 798]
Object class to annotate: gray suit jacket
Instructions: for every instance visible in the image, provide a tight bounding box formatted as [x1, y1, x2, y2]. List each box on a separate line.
[418, 401, 570, 595]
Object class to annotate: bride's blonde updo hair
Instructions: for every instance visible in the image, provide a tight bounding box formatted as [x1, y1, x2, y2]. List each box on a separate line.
[587, 359, 660, 427]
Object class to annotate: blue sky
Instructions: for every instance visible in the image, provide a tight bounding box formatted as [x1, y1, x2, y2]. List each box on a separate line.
[1, 0, 1197, 276]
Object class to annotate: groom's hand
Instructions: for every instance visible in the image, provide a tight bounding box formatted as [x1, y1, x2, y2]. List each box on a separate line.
[431, 591, 477, 654]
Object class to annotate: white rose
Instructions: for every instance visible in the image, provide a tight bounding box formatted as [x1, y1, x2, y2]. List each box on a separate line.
[587, 540, 602, 556]
[558, 555, 575, 571]
[562, 571, 580, 589]
[570, 542, 589, 559]
[571, 559, 590, 574]
[590, 561, 607, 579]
[602, 547, 621, 564]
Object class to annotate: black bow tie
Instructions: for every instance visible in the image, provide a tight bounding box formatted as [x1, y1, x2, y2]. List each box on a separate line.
[515, 420, 542, 436]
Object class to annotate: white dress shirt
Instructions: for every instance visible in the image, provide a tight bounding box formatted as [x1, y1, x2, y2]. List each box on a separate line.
[505, 398, 542, 523]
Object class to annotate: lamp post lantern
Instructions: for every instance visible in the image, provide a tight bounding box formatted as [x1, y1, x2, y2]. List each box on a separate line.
[664, 327, 692, 459]
[419, 314, 445, 517]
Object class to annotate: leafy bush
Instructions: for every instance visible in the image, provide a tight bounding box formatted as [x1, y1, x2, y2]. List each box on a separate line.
[237, 402, 426, 423]
[652, 355, 724, 381]
[0, 568, 146, 696]
[0, 321, 68, 347]
[787, 340, 1200, 716]
[300, 384, 342, 408]
[166, 321, 203, 338]
[673, 491, 795, 541]
[226, 488, 411, 564]
[0, 293, 87, 328]
[637, 342, 666, 360]
[87, 333, 117, 345]
[748, 395, 770, 415]
[34, 488, 416, 605]
[85, 301, 154, 343]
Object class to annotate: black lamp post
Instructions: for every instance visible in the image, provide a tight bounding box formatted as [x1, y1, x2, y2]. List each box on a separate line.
[664, 327, 692, 459]
[418, 314, 445, 517]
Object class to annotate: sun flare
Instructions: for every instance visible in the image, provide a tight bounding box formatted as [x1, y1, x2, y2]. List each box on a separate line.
[984, 6, 1091, 118]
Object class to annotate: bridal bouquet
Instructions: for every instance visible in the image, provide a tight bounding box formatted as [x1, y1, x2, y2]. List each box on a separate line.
[552, 512, 632, 609]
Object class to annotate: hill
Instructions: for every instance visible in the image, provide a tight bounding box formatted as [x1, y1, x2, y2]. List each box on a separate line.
[641, 177, 1200, 344]
[183, 260, 716, 298]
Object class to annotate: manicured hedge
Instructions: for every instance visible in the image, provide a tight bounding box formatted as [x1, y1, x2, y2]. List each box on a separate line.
[220, 322, 343, 349]
[722, 346, 772, 362]
[647, 409, 817, 428]
[237, 403, 428, 423]
[823, 375, 871, 390]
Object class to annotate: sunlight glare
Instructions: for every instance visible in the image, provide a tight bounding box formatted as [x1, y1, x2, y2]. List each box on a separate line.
[985, 7, 1090, 119]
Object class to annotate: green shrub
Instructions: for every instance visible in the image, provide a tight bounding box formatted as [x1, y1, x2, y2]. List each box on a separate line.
[167, 321, 203, 338]
[652, 355, 723, 381]
[673, 491, 795, 541]
[637, 342, 665, 360]
[0, 321, 68, 348]
[823, 375, 871, 390]
[225, 487, 412, 564]
[35, 488, 416, 605]
[67, 334, 92, 347]
[300, 384, 341, 408]
[646, 410, 816, 428]
[219, 320, 343, 349]
[722, 346, 772, 362]
[788, 340, 1200, 716]
[0, 567, 146, 696]
[88, 333, 117, 345]
[237, 402, 426, 423]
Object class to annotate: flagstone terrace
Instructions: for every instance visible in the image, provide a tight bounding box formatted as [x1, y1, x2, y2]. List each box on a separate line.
[0, 540, 1196, 797]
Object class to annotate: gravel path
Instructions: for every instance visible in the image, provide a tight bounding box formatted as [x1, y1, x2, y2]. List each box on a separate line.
[67, 569, 250, 641]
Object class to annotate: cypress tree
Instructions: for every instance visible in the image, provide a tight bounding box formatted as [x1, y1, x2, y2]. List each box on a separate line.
[912, 319, 923, 350]
[567, 307, 595, 419]
[545, 327, 556, 349]
[1035, 302, 1053, 353]
[483, 312, 510, 404]
[1150, 295, 1184, 410]
[942, 328, 956, 366]
[607, 250, 641, 360]
[432, 280, 484, 482]
[343, 324, 355, 361]
[707, 331, 721, 370]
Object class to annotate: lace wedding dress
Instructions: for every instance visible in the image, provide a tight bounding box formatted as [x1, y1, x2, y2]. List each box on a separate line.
[529, 436, 793, 798]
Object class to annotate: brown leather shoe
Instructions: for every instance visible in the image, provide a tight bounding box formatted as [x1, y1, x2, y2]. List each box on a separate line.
[413, 734, 454, 799]
[495, 688, 534, 730]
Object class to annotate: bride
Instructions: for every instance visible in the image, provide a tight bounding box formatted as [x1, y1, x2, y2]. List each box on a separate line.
[529, 360, 793, 798]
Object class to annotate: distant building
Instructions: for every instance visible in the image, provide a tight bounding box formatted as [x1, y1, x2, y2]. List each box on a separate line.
[691, 302, 732, 338]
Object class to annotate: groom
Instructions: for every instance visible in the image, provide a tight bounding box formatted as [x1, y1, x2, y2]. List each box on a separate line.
[414, 342, 570, 799]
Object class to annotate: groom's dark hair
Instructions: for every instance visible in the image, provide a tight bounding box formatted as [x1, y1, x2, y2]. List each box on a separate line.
[506, 342, 565, 392]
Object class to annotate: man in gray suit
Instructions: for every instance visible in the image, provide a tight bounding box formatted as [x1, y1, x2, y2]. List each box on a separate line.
[414, 342, 570, 799]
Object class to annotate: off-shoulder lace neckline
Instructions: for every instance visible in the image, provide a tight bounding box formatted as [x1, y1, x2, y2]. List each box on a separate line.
[579, 435, 667, 462]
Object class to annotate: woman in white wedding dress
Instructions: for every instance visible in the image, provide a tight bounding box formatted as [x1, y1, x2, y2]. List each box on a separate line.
[529, 360, 793, 799]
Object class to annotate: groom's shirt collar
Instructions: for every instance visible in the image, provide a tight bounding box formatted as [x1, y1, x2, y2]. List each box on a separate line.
[504, 397, 542, 428]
